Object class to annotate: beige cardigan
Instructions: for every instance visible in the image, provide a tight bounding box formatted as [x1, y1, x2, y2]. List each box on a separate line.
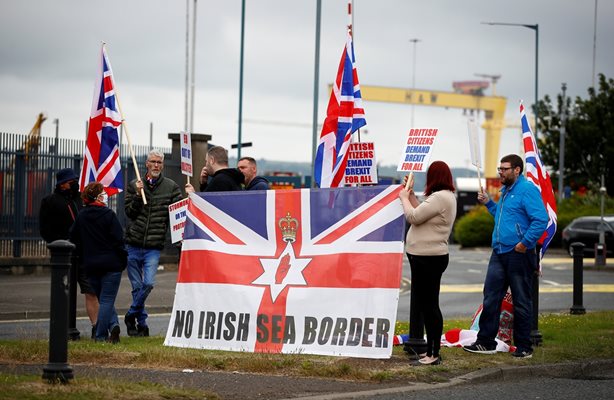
[404, 190, 457, 256]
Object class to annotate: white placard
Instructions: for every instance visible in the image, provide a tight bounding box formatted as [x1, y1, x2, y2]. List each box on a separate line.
[467, 118, 481, 168]
[169, 198, 189, 243]
[396, 128, 439, 172]
[180, 131, 193, 177]
[344, 142, 378, 185]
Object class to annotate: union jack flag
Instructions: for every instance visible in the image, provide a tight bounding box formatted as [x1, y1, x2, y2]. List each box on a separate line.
[165, 186, 404, 359]
[79, 44, 123, 195]
[521, 102, 557, 261]
[314, 33, 366, 188]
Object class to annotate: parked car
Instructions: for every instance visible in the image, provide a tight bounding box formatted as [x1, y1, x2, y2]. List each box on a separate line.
[561, 216, 614, 257]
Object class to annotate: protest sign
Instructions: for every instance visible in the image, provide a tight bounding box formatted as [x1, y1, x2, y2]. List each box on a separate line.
[180, 131, 193, 177]
[344, 142, 378, 185]
[169, 198, 189, 243]
[396, 128, 439, 173]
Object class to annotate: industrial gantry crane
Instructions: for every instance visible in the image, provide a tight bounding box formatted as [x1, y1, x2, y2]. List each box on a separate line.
[359, 84, 506, 178]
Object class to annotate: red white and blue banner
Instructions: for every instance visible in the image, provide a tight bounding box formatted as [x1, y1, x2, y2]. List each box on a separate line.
[164, 186, 405, 359]
[80, 44, 123, 195]
[520, 102, 557, 261]
[314, 33, 367, 188]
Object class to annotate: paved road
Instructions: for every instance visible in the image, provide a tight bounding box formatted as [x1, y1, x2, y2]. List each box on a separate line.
[1, 245, 613, 340]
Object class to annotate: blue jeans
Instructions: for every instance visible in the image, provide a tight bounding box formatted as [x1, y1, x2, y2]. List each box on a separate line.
[477, 249, 536, 352]
[88, 271, 122, 341]
[126, 245, 161, 327]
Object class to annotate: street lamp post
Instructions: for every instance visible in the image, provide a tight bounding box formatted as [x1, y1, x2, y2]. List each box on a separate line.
[482, 22, 539, 139]
[483, 21, 542, 346]
[409, 38, 420, 128]
[558, 83, 567, 201]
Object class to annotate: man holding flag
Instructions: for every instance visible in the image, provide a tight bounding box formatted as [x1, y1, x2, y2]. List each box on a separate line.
[314, 31, 366, 188]
[464, 153, 548, 358]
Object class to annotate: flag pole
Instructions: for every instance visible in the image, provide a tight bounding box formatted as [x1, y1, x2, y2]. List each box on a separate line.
[404, 172, 414, 191]
[102, 42, 147, 204]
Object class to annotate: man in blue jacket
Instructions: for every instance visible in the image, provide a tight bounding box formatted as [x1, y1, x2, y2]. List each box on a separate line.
[464, 154, 548, 358]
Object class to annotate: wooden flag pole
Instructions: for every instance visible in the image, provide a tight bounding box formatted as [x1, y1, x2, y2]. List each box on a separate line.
[102, 43, 147, 204]
[404, 172, 414, 191]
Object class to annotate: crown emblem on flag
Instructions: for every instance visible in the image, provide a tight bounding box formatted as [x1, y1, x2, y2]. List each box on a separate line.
[278, 212, 298, 242]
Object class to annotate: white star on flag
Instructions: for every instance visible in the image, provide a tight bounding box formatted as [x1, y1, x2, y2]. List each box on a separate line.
[253, 242, 311, 302]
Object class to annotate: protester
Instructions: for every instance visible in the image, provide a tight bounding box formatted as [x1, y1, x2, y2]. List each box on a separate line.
[39, 167, 99, 338]
[464, 154, 548, 358]
[196, 146, 244, 192]
[124, 149, 183, 337]
[70, 182, 126, 343]
[237, 156, 269, 190]
[398, 161, 456, 365]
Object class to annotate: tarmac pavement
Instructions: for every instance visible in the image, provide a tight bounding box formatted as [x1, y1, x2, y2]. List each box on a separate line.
[1, 248, 613, 398]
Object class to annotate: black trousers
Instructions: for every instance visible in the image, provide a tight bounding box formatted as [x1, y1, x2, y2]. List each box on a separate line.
[407, 253, 449, 357]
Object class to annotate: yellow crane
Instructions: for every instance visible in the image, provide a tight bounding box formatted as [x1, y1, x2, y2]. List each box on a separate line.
[9, 113, 46, 168]
[359, 85, 507, 178]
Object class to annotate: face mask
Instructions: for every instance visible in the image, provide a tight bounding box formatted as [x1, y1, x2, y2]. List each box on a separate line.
[99, 192, 109, 205]
[70, 181, 80, 194]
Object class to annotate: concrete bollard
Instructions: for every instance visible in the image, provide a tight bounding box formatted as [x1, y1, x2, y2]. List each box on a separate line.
[569, 242, 586, 315]
[42, 240, 75, 383]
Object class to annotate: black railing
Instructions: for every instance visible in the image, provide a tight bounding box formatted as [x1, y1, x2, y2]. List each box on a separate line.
[0, 132, 170, 257]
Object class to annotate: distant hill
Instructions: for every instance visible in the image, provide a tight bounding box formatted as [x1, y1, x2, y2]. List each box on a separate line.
[230, 157, 477, 190]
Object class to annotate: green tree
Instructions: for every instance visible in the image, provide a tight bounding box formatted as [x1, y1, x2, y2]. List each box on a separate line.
[536, 73, 613, 195]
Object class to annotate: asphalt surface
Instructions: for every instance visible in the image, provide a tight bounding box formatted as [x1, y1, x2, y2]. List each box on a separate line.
[1, 246, 613, 399]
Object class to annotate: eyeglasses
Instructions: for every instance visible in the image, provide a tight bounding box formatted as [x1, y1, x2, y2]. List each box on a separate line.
[147, 160, 163, 165]
[497, 167, 513, 172]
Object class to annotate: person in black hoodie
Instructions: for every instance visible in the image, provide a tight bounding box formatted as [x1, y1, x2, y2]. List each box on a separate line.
[195, 146, 244, 192]
[40, 168, 99, 337]
[70, 182, 127, 344]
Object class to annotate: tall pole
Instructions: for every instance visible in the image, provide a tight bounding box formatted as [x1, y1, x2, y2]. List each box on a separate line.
[310, 0, 322, 188]
[409, 38, 420, 127]
[534, 24, 539, 139]
[184, 0, 190, 132]
[149, 122, 153, 150]
[481, 22, 539, 138]
[592, 0, 598, 88]
[237, 0, 246, 160]
[189, 0, 197, 135]
[53, 118, 59, 171]
[558, 83, 567, 200]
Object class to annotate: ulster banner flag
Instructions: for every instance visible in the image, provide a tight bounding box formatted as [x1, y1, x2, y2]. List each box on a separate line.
[165, 186, 405, 359]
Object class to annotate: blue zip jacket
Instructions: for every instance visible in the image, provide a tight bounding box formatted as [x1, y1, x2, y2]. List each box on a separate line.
[485, 175, 548, 254]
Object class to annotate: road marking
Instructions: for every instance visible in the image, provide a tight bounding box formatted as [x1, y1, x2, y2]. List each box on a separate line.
[542, 279, 561, 286]
[438, 284, 614, 293]
[467, 269, 482, 274]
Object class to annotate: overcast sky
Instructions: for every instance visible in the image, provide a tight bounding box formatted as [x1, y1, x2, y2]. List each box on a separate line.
[1, 0, 612, 170]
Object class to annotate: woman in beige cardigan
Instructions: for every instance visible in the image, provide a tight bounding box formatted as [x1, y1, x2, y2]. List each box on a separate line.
[399, 161, 457, 365]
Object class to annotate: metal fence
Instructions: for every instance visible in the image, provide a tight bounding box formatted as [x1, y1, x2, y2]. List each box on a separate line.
[0, 132, 170, 257]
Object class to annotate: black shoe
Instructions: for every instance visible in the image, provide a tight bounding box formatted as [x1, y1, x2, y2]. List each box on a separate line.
[137, 325, 149, 337]
[463, 342, 497, 354]
[512, 349, 533, 358]
[124, 313, 138, 336]
[91, 324, 97, 340]
[109, 325, 120, 344]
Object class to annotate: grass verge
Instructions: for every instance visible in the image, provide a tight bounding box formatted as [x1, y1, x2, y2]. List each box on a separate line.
[1, 311, 613, 393]
[0, 372, 217, 400]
